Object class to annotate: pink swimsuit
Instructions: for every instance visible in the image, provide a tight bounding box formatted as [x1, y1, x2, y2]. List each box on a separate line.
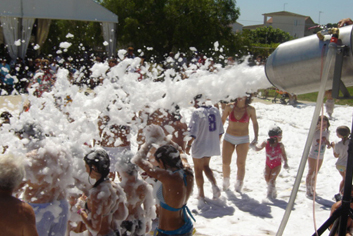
[265, 142, 282, 169]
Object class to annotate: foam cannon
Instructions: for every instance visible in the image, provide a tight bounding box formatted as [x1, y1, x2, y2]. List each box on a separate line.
[265, 25, 353, 96]
[271, 26, 353, 236]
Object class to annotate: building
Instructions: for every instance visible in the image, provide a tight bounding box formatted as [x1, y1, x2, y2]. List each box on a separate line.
[243, 11, 317, 38]
[231, 22, 244, 33]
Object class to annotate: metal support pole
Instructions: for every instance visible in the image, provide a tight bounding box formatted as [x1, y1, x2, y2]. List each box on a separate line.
[276, 41, 338, 236]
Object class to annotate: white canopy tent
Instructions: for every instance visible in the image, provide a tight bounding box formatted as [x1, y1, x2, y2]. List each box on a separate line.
[0, 0, 118, 60]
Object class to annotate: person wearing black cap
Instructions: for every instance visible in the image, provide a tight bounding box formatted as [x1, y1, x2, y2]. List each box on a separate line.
[77, 149, 128, 236]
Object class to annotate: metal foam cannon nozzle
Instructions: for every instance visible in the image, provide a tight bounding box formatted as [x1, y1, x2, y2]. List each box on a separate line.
[317, 27, 339, 41]
[265, 26, 353, 95]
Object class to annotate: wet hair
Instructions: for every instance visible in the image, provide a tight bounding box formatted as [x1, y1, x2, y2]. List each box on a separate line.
[235, 94, 252, 105]
[84, 149, 110, 188]
[0, 153, 25, 191]
[317, 115, 330, 130]
[116, 151, 137, 177]
[336, 126, 351, 145]
[154, 145, 184, 170]
[16, 122, 45, 140]
[194, 94, 202, 100]
[0, 111, 12, 124]
[268, 126, 282, 145]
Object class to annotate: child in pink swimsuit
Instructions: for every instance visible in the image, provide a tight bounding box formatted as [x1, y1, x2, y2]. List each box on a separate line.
[253, 126, 289, 198]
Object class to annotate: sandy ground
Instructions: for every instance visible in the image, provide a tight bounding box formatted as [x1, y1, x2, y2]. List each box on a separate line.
[0, 95, 28, 113]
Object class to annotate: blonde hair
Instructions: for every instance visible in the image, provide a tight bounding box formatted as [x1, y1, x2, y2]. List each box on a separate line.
[0, 153, 25, 190]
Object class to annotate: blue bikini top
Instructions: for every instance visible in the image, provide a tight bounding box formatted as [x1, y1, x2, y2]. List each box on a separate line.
[156, 169, 195, 222]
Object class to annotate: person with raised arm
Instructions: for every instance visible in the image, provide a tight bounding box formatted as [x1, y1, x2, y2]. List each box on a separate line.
[132, 125, 195, 236]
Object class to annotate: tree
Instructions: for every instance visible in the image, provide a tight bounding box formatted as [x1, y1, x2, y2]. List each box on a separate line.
[101, 0, 240, 61]
[247, 26, 293, 45]
[41, 20, 103, 59]
[244, 26, 294, 58]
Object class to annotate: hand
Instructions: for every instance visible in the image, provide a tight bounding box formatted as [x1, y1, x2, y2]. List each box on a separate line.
[144, 124, 165, 145]
[75, 194, 87, 210]
[283, 163, 289, 169]
[249, 142, 257, 150]
[186, 145, 191, 155]
[250, 139, 258, 146]
[338, 18, 353, 27]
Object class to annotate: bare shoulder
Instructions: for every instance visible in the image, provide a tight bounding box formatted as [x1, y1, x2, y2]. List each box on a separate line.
[22, 201, 36, 218]
[247, 105, 256, 112]
[226, 102, 235, 109]
[223, 102, 233, 115]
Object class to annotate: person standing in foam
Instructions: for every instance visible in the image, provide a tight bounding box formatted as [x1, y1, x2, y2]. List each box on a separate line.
[133, 124, 195, 236]
[77, 149, 128, 236]
[16, 122, 73, 236]
[186, 95, 223, 200]
[252, 126, 289, 198]
[221, 95, 259, 192]
[116, 154, 156, 236]
[305, 116, 332, 198]
[97, 111, 131, 181]
[0, 153, 38, 236]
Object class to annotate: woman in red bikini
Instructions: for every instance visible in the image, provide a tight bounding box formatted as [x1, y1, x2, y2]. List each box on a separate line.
[221, 95, 259, 192]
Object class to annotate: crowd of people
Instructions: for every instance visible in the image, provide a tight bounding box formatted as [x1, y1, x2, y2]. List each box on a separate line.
[1, 87, 347, 236]
[0, 45, 264, 99]
[0, 20, 352, 235]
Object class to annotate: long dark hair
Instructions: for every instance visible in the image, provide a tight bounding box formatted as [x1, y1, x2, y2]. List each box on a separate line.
[154, 145, 193, 177]
[337, 126, 351, 145]
[84, 149, 110, 188]
[317, 115, 330, 130]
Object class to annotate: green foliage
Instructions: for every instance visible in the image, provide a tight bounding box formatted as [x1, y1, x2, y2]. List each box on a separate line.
[247, 26, 293, 45]
[241, 27, 293, 58]
[101, 0, 240, 60]
[296, 87, 353, 106]
[258, 87, 353, 106]
[41, 20, 104, 57]
[326, 23, 338, 28]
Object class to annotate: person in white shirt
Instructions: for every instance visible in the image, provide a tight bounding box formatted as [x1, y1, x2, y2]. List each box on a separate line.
[186, 95, 224, 200]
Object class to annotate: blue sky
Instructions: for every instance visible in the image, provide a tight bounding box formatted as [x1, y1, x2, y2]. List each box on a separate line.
[236, 0, 353, 26]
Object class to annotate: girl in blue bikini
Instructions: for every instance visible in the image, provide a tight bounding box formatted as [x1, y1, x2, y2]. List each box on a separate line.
[133, 125, 195, 236]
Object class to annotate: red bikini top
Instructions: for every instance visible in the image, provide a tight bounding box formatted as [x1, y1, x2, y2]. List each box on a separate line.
[229, 104, 249, 123]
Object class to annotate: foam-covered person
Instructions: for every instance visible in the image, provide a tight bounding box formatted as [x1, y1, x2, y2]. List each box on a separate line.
[116, 154, 156, 236]
[76, 149, 128, 236]
[132, 125, 195, 236]
[16, 122, 73, 236]
[0, 153, 38, 236]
